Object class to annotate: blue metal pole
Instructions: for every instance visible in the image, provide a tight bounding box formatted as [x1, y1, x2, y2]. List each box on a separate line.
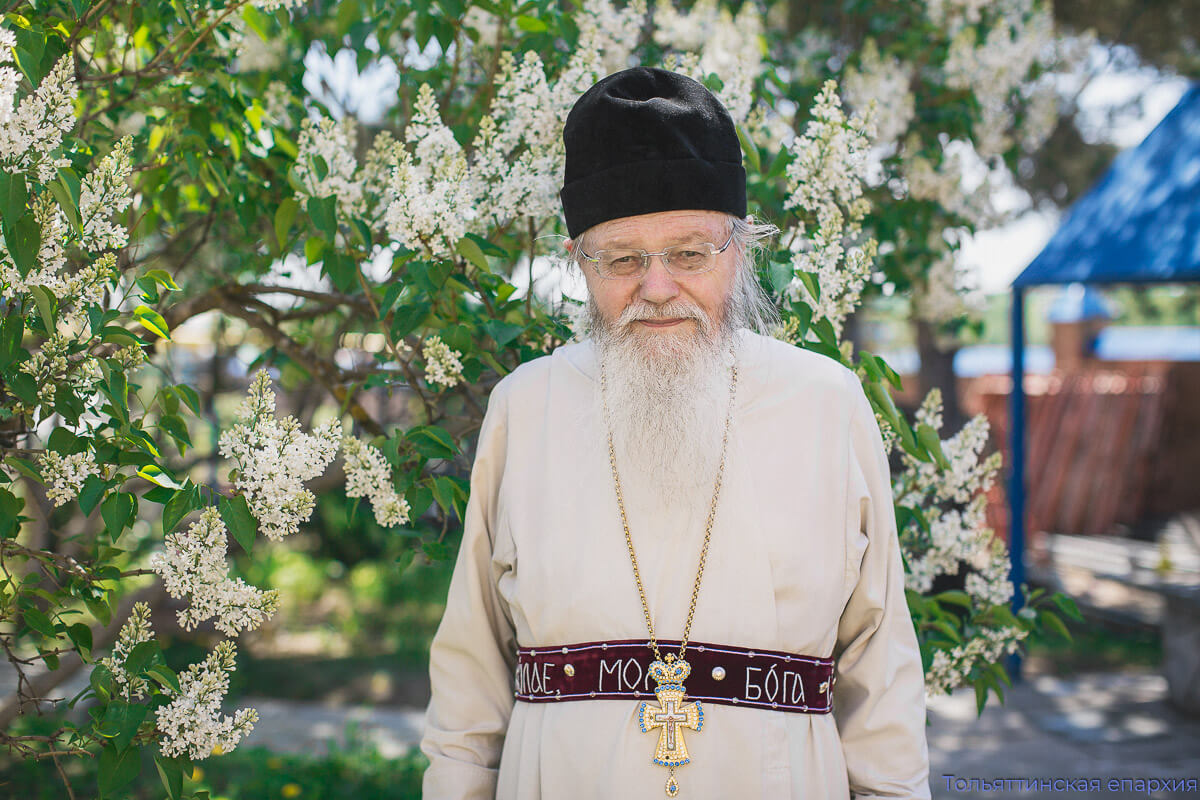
[1006, 285, 1027, 684]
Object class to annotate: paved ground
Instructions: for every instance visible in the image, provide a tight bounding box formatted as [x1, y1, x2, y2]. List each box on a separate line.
[206, 667, 1199, 799]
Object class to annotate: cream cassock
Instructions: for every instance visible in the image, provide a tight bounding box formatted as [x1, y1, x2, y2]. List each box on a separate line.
[420, 328, 933, 799]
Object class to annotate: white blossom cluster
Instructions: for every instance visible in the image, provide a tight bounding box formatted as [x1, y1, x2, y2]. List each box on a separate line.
[99, 601, 155, 702]
[217, 370, 343, 541]
[383, 84, 477, 258]
[937, 0, 1057, 158]
[154, 639, 259, 760]
[80, 135, 134, 251]
[899, 137, 995, 228]
[228, 14, 287, 73]
[468, 51, 564, 230]
[294, 116, 366, 218]
[925, 624, 1028, 696]
[782, 81, 879, 338]
[342, 437, 412, 528]
[0, 43, 76, 183]
[582, 0, 647, 74]
[2, 193, 67, 300]
[148, 506, 281, 636]
[652, 0, 762, 123]
[38, 449, 100, 507]
[911, 248, 971, 326]
[422, 335, 464, 389]
[20, 332, 103, 409]
[897, 387, 1010, 608]
[841, 38, 915, 148]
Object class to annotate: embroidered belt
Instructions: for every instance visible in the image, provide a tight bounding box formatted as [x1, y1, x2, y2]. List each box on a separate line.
[513, 639, 835, 713]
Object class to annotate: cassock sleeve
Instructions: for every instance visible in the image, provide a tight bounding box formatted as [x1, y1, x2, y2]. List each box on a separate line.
[420, 379, 517, 800]
[832, 372, 932, 800]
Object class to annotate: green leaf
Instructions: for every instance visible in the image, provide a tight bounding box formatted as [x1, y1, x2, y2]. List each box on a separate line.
[1038, 609, 1072, 642]
[389, 301, 430, 340]
[99, 491, 136, 542]
[307, 195, 338, 240]
[134, 305, 170, 340]
[154, 753, 185, 800]
[174, 384, 202, 415]
[483, 320, 524, 348]
[323, 250, 358, 293]
[90, 662, 114, 699]
[137, 465, 181, 490]
[107, 699, 149, 751]
[9, 213, 41, 277]
[1052, 593, 1084, 621]
[219, 494, 257, 555]
[455, 236, 490, 272]
[67, 622, 93, 659]
[159, 413, 192, 451]
[407, 425, 458, 459]
[395, 548, 415, 574]
[77, 474, 108, 515]
[0, 171, 29, 223]
[767, 259, 793, 295]
[29, 284, 55, 327]
[142, 269, 180, 291]
[0, 313, 24, 370]
[275, 197, 299, 250]
[915, 422, 950, 469]
[735, 124, 761, 174]
[86, 595, 113, 627]
[515, 14, 547, 31]
[98, 741, 142, 795]
[162, 484, 200, 535]
[146, 663, 180, 695]
[100, 325, 141, 347]
[22, 606, 58, 638]
[123, 639, 161, 678]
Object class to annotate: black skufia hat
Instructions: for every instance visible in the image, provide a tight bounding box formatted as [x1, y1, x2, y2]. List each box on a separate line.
[559, 66, 747, 240]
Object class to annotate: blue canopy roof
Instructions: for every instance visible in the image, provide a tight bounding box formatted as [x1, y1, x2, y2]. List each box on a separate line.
[1013, 83, 1200, 288]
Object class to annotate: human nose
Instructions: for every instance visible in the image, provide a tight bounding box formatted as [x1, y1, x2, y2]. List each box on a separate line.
[636, 252, 680, 304]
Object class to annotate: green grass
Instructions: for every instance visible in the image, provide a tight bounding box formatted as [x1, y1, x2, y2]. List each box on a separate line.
[1024, 615, 1162, 676]
[0, 713, 427, 800]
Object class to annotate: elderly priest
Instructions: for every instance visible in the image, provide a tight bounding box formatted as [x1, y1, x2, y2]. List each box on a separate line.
[420, 66, 932, 800]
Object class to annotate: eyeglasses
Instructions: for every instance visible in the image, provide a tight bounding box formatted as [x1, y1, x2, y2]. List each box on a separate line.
[578, 229, 735, 279]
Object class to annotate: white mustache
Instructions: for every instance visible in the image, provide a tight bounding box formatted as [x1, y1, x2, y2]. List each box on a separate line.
[617, 302, 706, 326]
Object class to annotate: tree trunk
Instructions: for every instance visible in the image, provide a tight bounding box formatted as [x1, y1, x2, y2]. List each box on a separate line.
[915, 317, 966, 435]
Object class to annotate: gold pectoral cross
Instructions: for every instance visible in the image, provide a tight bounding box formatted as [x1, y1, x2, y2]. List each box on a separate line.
[638, 656, 703, 797]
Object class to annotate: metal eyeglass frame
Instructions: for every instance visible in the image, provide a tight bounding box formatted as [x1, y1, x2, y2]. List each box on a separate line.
[578, 228, 736, 279]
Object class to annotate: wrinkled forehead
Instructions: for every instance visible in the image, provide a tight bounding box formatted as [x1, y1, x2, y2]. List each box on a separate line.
[585, 209, 731, 248]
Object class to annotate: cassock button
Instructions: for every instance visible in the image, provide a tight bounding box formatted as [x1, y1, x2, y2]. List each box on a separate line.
[564, 664, 575, 677]
[712, 666, 726, 681]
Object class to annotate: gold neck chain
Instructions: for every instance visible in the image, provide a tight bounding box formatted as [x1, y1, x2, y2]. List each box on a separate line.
[597, 343, 740, 664]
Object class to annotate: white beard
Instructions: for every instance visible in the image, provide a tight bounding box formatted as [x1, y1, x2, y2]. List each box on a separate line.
[584, 295, 740, 513]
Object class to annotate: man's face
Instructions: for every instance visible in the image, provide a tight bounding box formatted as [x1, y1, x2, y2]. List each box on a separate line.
[565, 209, 737, 345]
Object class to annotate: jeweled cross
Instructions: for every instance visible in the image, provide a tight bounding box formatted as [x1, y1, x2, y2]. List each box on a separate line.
[639, 686, 702, 767]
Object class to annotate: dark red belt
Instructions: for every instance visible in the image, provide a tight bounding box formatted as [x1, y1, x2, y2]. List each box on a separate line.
[513, 639, 835, 713]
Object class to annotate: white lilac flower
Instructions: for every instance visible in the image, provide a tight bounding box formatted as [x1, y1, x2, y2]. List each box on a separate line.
[383, 85, 478, 258]
[1, 192, 68, 299]
[342, 437, 412, 528]
[0, 53, 76, 182]
[19, 332, 103, 408]
[841, 39, 916, 147]
[262, 80, 292, 127]
[652, 0, 761, 123]
[912, 248, 972, 326]
[293, 115, 365, 218]
[578, 0, 646, 75]
[80, 135, 134, 251]
[469, 51, 563, 230]
[217, 370, 343, 541]
[925, 625, 1028, 696]
[421, 335, 464, 389]
[154, 639, 258, 760]
[99, 601, 155, 702]
[38, 449, 100, 506]
[939, 1, 1056, 159]
[148, 506, 281, 636]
